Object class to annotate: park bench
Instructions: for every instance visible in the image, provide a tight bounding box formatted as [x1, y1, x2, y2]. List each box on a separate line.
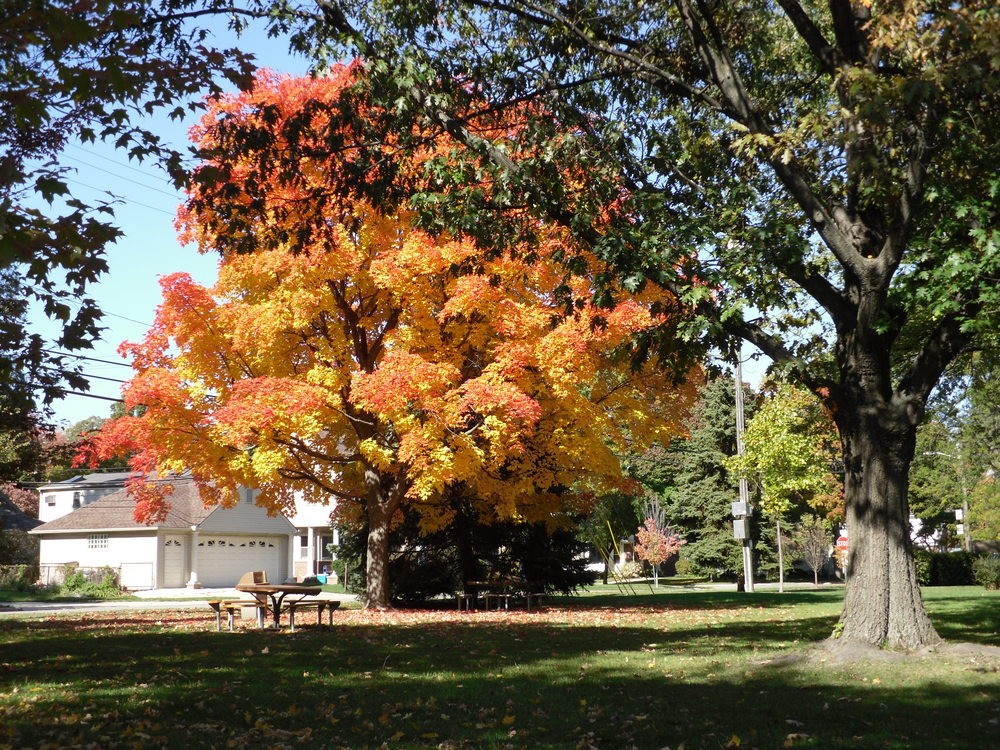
[286, 599, 340, 631]
[208, 599, 270, 631]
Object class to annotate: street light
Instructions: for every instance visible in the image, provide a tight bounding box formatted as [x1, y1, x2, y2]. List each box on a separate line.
[921, 449, 971, 553]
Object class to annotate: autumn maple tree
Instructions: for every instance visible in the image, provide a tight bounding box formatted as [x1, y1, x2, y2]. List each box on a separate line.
[88, 68, 697, 608]
[634, 501, 684, 586]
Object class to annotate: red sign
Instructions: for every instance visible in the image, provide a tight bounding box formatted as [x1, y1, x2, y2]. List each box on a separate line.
[836, 536, 849, 551]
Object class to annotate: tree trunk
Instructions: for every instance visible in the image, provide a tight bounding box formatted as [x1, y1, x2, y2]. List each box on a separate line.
[776, 519, 785, 594]
[365, 501, 393, 609]
[362, 466, 401, 610]
[837, 408, 940, 649]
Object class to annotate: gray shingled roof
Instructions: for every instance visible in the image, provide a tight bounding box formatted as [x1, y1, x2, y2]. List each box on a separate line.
[0, 495, 41, 532]
[32, 480, 214, 533]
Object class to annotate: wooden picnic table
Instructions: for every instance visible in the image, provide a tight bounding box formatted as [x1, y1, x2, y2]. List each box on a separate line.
[461, 580, 544, 611]
[235, 583, 322, 628]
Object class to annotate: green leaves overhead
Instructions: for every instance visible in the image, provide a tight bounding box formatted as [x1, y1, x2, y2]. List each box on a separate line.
[1, 0, 258, 422]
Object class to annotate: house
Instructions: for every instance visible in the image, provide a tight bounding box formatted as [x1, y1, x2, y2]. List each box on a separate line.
[36, 472, 136, 523]
[287, 499, 340, 581]
[30, 472, 337, 589]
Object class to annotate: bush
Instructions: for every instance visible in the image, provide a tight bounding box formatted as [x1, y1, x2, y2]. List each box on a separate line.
[0, 530, 38, 566]
[913, 550, 975, 586]
[972, 555, 1000, 590]
[0, 563, 38, 588]
[617, 561, 643, 579]
[673, 556, 695, 577]
[60, 566, 122, 598]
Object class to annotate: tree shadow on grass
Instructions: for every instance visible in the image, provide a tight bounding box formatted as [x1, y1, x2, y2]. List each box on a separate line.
[2, 614, 997, 749]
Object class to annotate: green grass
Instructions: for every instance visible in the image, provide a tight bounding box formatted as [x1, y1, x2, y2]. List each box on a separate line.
[0, 586, 110, 603]
[0, 586, 997, 749]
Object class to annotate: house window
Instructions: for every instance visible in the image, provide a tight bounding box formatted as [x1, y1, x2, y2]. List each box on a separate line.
[318, 535, 334, 559]
[72, 492, 81, 509]
[297, 535, 309, 559]
[243, 488, 255, 504]
[44, 494, 56, 506]
[88, 534, 109, 549]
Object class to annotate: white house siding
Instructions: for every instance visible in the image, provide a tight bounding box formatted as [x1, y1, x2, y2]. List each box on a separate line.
[197, 493, 298, 535]
[38, 533, 159, 588]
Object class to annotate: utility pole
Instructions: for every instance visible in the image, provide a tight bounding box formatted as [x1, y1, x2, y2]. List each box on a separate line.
[734, 361, 755, 592]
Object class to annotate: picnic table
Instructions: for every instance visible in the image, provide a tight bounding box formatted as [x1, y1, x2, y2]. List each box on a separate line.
[235, 582, 323, 628]
[459, 579, 544, 611]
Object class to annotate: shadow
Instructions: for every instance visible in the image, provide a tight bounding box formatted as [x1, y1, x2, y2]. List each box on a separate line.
[1, 609, 997, 748]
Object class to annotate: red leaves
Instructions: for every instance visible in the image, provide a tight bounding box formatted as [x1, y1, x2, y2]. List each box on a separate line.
[126, 476, 175, 525]
[635, 518, 686, 567]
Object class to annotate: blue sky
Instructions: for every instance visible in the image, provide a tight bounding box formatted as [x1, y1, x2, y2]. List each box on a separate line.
[29, 24, 312, 427]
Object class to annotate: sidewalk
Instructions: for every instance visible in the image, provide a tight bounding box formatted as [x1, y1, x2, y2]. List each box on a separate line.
[0, 587, 357, 617]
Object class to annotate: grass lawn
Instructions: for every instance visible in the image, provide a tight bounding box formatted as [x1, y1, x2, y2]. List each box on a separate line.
[0, 585, 997, 749]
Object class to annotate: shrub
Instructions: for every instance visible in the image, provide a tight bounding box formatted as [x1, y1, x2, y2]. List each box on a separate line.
[617, 561, 643, 579]
[60, 566, 122, 598]
[913, 550, 975, 586]
[674, 556, 695, 577]
[0, 564, 38, 588]
[972, 555, 1000, 590]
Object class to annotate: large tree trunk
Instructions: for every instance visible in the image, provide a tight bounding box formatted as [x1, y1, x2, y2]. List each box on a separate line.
[365, 500, 393, 609]
[363, 466, 401, 610]
[836, 400, 940, 650]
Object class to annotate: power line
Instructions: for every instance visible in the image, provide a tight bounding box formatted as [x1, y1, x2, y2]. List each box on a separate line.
[25, 284, 153, 329]
[64, 176, 177, 218]
[66, 143, 179, 185]
[38, 365, 129, 385]
[58, 389, 124, 403]
[11, 374, 124, 404]
[41, 349, 133, 368]
[63, 153, 183, 199]
[55, 293, 152, 328]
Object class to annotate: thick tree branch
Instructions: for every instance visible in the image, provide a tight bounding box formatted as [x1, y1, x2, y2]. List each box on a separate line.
[900, 303, 981, 404]
[775, 0, 845, 75]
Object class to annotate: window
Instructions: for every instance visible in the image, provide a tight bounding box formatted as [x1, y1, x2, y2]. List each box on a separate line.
[319, 535, 334, 559]
[72, 492, 81, 509]
[87, 534, 109, 549]
[43, 494, 56, 506]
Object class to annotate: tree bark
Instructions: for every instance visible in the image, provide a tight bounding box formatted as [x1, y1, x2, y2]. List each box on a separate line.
[836, 399, 941, 650]
[365, 499, 393, 609]
[362, 465, 403, 610]
[776, 519, 785, 594]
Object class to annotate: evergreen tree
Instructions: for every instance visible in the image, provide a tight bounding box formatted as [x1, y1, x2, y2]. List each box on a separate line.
[660, 377, 776, 582]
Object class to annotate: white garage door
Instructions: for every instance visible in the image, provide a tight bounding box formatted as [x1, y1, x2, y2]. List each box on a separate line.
[196, 536, 282, 587]
[163, 536, 186, 588]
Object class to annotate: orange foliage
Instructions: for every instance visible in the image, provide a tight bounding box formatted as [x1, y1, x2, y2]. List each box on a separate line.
[87, 68, 699, 603]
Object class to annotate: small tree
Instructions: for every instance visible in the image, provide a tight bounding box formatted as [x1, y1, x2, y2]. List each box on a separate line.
[634, 500, 685, 586]
[790, 517, 833, 587]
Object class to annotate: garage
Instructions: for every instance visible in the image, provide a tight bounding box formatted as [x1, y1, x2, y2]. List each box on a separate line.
[195, 535, 286, 587]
